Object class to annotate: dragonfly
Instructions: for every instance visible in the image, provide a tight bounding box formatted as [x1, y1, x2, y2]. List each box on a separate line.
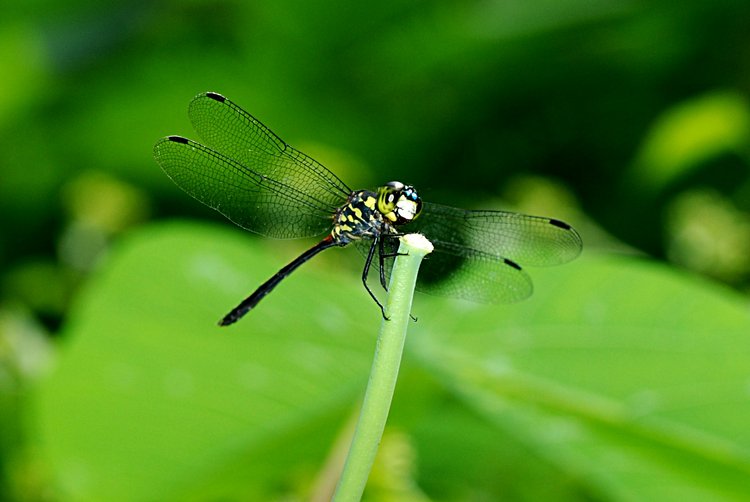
[153, 92, 582, 326]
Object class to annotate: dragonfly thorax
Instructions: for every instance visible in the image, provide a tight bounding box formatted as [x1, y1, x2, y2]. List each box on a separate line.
[332, 190, 393, 244]
[377, 181, 423, 225]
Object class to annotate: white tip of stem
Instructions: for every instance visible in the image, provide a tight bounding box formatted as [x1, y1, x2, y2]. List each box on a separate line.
[400, 233, 434, 254]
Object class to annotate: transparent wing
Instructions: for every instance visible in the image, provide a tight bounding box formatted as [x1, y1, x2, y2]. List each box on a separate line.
[361, 203, 581, 304]
[356, 235, 534, 304]
[153, 92, 355, 239]
[188, 92, 351, 202]
[416, 247, 533, 303]
[403, 202, 582, 267]
[153, 136, 338, 238]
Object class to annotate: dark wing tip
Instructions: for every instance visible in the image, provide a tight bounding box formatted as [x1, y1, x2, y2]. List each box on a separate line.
[204, 91, 226, 102]
[166, 135, 190, 144]
[548, 218, 583, 262]
[548, 218, 572, 230]
[504, 258, 522, 271]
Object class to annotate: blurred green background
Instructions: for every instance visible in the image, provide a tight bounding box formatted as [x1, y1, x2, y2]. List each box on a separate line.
[3, 0, 750, 500]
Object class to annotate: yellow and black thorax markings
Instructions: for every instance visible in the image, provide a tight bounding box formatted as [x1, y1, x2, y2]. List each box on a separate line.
[332, 190, 395, 244]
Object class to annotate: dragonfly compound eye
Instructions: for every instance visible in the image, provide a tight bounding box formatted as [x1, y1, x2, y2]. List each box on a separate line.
[393, 185, 422, 224]
[376, 181, 422, 224]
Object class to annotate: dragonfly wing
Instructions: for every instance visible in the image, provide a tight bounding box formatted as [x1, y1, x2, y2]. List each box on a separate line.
[404, 202, 582, 267]
[188, 92, 352, 204]
[417, 247, 533, 303]
[153, 136, 335, 239]
[357, 235, 532, 304]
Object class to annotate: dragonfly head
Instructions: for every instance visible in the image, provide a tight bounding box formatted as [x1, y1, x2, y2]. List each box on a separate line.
[377, 181, 423, 225]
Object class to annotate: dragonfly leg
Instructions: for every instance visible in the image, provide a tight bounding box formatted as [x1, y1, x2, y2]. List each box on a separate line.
[379, 232, 408, 259]
[362, 237, 389, 320]
[378, 236, 389, 290]
[375, 233, 418, 322]
[377, 231, 410, 291]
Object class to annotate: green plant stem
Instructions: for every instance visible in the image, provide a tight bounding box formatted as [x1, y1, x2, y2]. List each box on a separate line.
[332, 233, 433, 502]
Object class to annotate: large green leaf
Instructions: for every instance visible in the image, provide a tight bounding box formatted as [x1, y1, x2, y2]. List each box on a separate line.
[409, 255, 750, 500]
[30, 223, 750, 500]
[31, 223, 377, 501]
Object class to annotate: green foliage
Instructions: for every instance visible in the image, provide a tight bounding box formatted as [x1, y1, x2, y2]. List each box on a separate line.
[631, 91, 750, 192]
[29, 223, 750, 500]
[2, 0, 750, 499]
